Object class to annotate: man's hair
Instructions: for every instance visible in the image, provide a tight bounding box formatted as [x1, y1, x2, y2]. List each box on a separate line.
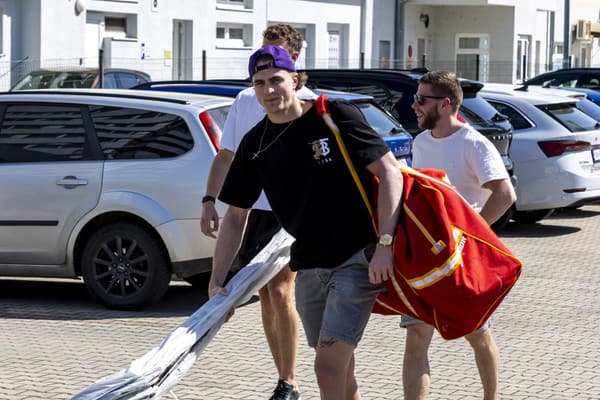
[419, 71, 463, 113]
[262, 24, 304, 53]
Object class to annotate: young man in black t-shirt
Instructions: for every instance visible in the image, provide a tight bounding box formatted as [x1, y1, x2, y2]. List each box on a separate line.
[208, 46, 404, 399]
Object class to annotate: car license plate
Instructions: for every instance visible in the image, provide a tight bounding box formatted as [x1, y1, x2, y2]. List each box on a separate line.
[593, 147, 600, 163]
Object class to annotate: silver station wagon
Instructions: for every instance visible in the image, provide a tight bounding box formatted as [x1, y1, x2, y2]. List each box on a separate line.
[0, 89, 231, 309]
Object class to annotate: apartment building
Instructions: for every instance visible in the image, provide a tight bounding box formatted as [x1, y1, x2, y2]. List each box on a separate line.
[0, 0, 597, 89]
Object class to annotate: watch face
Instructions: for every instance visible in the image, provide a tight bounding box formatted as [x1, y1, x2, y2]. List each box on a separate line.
[379, 234, 393, 246]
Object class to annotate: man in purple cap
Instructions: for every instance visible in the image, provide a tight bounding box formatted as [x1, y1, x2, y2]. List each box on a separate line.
[202, 25, 316, 400]
[209, 45, 404, 399]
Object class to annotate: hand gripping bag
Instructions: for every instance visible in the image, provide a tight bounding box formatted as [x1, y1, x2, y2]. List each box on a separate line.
[316, 94, 522, 340]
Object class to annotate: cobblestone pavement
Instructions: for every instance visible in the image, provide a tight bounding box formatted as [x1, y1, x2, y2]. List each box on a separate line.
[1, 205, 599, 400]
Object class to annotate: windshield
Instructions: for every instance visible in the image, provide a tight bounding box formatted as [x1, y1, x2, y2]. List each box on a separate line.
[538, 102, 600, 132]
[12, 71, 97, 90]
[354, 101, 407, 137]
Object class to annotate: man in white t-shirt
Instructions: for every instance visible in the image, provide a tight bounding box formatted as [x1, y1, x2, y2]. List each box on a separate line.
[402, 71, 516, 400]
[200, 24, 316, 400]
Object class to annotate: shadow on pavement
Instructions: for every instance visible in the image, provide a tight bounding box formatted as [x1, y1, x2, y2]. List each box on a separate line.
[548, 207, 600, 220]
[499, 221, 580, 238]
[0, 277, 259, 321]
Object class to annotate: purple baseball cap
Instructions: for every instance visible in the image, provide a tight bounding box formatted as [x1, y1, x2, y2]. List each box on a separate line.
[248, 45, 296, 78]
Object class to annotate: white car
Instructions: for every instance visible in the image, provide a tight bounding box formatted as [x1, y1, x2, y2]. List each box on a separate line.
[0, 89, 231, 309]
[485, 83, 600, 122]
[481, 86, 600, 223]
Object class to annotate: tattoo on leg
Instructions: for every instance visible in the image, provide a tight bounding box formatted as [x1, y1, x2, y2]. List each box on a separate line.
[318, 337, 338, 349]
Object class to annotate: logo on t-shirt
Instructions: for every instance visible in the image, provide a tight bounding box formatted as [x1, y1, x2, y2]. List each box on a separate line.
[310, 138, 333, 165]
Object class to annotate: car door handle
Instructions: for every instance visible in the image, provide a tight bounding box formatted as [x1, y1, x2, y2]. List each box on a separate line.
[56, 176, 88, 188]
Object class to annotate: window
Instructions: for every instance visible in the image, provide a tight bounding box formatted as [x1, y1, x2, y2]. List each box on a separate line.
[215, 24, 251, 47]
[216, 0, 252, 9]
[540, 103, 600, 132]
[114, 72, 149, 88]
[0, 104, 88, 162]
[487, 101, 533, 130]
[105, 17, 126, 33]
[90, 106, 194, 159]
[455, 34, 489, 82]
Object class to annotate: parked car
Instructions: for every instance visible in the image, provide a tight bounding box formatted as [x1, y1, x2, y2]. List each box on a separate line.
[134, 80, 414, 164]
[480, 88, 600, 223]
[0, 89, 231, 309]
[523, 68, 600, 91]
[490, 83, 600, 121]
[297, 69, 514, 173]
[11, 68, 151, 91]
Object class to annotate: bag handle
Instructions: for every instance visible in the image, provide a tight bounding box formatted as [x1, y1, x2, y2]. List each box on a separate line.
[315, 94, 378, 234]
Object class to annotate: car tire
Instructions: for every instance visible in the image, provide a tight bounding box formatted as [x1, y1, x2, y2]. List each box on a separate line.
[81, 222, 171, 310]
[512, 209, 555, 224]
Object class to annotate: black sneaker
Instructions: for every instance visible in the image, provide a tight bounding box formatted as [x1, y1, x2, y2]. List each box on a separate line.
[269, 379, 301, 400]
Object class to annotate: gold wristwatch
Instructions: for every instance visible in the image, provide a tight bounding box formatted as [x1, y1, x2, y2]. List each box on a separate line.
[377, 233, 394, 247]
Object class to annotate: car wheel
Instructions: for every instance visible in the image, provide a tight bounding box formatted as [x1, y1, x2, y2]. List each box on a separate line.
[81, 222, 171, 310]
[512, 209, 554, 224]
[491, 205, 514, 232]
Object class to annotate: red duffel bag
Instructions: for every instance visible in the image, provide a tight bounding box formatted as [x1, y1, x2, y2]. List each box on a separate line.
[316, 94, 522, 340]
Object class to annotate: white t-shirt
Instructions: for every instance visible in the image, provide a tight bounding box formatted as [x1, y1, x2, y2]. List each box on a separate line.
[220, 85, 317, 210]
[412, 125, 509, 212]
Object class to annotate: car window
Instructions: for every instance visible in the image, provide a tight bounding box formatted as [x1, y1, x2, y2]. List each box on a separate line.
[486, 100, 533, 130]
[102, 73, 119, 89]
[539, 103, 600, 132]
[12, 71, 97, 90]
[0, 104, 88, 162]
[116, 72, 149, 88]
[354, 102, 405, 137]
[575, 98, 600, 121]
[578, 74, 600, 89]
[542, 73, 580, 88]
[90, 105, 194, 159]
[462, 96, 499, 120]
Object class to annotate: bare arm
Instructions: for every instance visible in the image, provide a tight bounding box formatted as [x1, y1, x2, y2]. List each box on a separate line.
[365, 152, 404, 284]
[480, 178, 516, 225]
[201, 149, 235, 238]
[208, 205, 250, 298]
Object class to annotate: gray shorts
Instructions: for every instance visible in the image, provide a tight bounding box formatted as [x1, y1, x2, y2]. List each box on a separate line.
[400, 314, 491, 333]
[295, 246, 384, 348]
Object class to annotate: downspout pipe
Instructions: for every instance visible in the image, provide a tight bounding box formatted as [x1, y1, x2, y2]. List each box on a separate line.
[395, 0, 406, 69]
[563, 0, 570, 68]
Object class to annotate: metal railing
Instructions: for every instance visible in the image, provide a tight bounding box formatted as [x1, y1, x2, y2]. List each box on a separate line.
[1, 55, 598, 90]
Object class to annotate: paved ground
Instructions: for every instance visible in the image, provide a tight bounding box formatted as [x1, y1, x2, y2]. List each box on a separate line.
[1, 205, 600, 400]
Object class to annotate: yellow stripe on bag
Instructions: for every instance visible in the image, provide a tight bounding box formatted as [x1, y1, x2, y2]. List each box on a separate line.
[407, 229, 466, 289]
[389, 275, 418, 315]
[403, 204, 446, 255]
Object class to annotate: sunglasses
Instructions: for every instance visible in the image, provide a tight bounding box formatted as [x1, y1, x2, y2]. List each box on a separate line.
[413, 93, 447, 106]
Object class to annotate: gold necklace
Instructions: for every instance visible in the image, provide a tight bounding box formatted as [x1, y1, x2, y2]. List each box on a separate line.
[252, 119, 294, 160]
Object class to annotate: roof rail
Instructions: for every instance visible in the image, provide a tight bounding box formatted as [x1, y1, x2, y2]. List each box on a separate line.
[0, 90, 191, 105]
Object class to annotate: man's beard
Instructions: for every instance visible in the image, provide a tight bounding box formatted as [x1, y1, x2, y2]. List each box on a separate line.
[419, 107, 440, 130]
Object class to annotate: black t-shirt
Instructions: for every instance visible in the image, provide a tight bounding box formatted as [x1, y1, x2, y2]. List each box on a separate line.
[219, 99, 390, 270]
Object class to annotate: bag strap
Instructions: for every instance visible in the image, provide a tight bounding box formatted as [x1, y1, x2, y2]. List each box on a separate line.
[315, 94, 378, 234]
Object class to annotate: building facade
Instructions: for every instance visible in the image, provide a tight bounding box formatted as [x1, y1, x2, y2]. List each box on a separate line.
[0, 0, 598, 89]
